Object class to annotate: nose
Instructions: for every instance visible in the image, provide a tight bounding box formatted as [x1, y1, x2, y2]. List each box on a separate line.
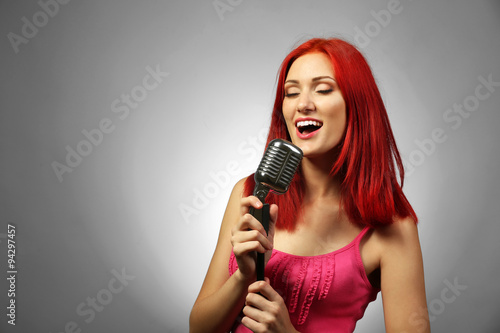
[297, 91, 315, 113]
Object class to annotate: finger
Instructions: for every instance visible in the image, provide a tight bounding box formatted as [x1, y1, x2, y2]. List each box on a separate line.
[240, 195, 263, 215]
[233, 236, 268, 256]
[241, 315, 263, 333]
[234, 216, 272, 251]
[238, 213, 268, 236]
[269, 203, 279, 224]
[242, 303, 274, 332]
[242, 302, 264, 320]
[245, 289, 268, 309]
[267, 204, 279, 239]
[232, 227, 268, 244]
[248, 280, 282, 303]
[233, 216, 272, 248]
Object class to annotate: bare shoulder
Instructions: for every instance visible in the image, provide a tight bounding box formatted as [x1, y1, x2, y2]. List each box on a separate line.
[220, 176, 248, 232]
[228, 177, 247, 213]
[362, 216, 421, 273]
[233, 176, 247, 194]
[213, 176, 247, 253]
[370, 216, 424, 284]
[373, 217, 418, 247]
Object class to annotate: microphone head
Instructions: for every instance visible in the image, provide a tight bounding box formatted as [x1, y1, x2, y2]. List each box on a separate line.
[254, 139, 303, 195]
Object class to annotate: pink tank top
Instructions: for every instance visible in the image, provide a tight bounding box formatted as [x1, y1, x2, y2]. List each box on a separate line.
[228, 226, 379, 333]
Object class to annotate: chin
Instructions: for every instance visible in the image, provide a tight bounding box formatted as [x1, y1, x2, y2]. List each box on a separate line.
[299, 141, 342, 160]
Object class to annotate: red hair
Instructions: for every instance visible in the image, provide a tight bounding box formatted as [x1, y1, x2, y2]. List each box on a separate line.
[244, 38, 417, 230]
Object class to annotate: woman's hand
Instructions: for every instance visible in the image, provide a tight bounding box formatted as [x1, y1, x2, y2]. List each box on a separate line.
[230, 196, 278, 281]
[241, 278, 299, 333]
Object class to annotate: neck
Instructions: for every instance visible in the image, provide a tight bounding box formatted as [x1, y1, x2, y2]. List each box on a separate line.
[300, 155, 342, 202]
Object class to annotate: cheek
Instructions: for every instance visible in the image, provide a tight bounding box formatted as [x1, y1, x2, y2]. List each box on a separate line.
[282, 103, 295, 127]
[325, 100, 347, 133]
[282, 100, 292, 116]
[331, 99, 346, 118]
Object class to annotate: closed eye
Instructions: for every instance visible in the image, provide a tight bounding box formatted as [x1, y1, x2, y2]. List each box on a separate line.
[317, 89, 333, 94]
[284, 92, 299, 98]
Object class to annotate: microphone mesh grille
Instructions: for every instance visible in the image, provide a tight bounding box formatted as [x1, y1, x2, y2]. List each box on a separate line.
[257, 142, 302, 193]
[260, 146, 285, 179]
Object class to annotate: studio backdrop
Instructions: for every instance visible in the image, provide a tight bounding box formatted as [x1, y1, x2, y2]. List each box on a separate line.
[1, 0, 499, 332]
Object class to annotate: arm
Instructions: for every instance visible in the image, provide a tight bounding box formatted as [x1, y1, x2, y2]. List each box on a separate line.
[378, 217, 431, 333]
[189, 179, 249, 333]
[189, 178, 276, 333]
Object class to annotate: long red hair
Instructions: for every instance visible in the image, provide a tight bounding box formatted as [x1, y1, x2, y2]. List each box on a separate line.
[244, 38, 417, 230]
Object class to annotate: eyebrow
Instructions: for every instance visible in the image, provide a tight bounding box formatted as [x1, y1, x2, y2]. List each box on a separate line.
[284, 76, 337, 84]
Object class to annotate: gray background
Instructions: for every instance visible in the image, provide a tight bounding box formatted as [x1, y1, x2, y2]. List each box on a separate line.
[1, 0, 499, 332]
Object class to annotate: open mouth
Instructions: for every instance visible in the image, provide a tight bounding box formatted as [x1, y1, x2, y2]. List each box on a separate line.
[296, 120, 323, 136]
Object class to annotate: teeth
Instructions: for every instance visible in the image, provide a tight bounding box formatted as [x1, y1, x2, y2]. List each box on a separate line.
[296, 120, 322, 128]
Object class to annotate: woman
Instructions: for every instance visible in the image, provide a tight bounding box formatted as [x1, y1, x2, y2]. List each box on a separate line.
[190, 38, 430, 333]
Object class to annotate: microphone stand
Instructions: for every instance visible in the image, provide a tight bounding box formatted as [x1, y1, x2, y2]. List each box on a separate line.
[250, 203, 270, 281]
[250, 183, 271, 281]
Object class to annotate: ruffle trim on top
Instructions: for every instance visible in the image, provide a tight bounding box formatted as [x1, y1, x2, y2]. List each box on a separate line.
[228, 226, 372, 326]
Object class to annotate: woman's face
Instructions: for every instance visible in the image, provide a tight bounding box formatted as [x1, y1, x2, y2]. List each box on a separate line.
[282, 52, 346, 159]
